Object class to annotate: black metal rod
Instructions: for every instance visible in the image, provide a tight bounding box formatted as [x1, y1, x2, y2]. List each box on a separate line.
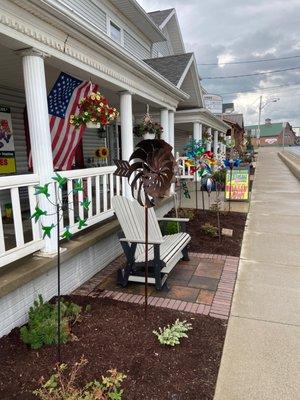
[56, 202, 61, 363]
[229, 167, 233, 212]
[195, 177, 198, 210]
[144, 205, 148, 319]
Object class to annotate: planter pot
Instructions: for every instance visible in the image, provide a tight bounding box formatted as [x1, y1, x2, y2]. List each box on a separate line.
[143, 132, 155, 140]
[86, 122, 101, 129]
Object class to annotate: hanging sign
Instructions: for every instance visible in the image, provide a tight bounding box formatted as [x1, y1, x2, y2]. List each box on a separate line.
[0, 105, 16, 174]
[225, 167, 250, 201]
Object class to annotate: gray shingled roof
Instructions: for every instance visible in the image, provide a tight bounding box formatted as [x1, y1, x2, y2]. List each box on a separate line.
[223, 114, 244, 130]
[147, 9, 174, 27]
[144, 53, 193, 86]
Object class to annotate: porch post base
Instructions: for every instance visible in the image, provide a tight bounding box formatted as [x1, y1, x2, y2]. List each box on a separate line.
[34, 247, 67, 259]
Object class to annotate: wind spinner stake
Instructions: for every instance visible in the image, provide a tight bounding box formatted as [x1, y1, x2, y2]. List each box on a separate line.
[32, 173, 90, 362]
[114, 139, 175, 318]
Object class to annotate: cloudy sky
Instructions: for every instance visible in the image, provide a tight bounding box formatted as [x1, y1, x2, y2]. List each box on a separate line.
[138, 0, 300, 127]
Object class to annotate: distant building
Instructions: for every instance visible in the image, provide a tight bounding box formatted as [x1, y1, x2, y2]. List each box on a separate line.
[245, 119, 296, 147]
[222, 113, 245, 154]
[222, 103, 235, 113]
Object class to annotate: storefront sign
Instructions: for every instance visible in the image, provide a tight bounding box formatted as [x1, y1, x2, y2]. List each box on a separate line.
[203, 94, 223, 114]
[225, 168, 250, 201]
[0, 105, 16, 174]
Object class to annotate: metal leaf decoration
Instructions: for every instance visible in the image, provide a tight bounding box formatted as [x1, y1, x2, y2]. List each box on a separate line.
[128, 139, 175, 207]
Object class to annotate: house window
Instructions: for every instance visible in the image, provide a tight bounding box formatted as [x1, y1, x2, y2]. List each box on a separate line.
[109, 20, 122, 43]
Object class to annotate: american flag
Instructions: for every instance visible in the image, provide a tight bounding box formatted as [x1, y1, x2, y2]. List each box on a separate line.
[29, 72, 98, 170]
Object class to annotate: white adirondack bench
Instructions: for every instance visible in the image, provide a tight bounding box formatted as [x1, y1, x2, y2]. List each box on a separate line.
[112, 195, 191, 290]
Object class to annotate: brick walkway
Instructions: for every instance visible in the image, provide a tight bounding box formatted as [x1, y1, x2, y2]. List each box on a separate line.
[73, 252, 239, 320]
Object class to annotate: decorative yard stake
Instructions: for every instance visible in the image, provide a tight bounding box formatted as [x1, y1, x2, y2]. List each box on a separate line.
[224, 158, 241, 212]
[114, 139, 175, 317]
[32, 175, 90, 362]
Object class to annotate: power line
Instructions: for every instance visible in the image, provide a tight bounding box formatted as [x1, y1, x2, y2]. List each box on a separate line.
[197, 54, 300, 66]
[202, 66, 300, 79]
[219, 83, 300, 96]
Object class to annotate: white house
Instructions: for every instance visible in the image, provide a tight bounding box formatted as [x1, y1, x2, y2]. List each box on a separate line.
[0, 0, 229, 337]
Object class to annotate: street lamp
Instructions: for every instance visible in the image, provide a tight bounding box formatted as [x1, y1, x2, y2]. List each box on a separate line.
[257, 96, 280, 147]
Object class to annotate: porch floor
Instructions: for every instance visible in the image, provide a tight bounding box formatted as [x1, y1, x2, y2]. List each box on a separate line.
[73, 252, 240, 320]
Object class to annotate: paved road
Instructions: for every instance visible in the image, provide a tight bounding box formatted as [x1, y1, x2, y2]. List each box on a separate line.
[214, 147, 300, 400]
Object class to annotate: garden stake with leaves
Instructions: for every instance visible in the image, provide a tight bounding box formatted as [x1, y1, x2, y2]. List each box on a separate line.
[32, 174, 90, 362]
[114, 139, 175, 318]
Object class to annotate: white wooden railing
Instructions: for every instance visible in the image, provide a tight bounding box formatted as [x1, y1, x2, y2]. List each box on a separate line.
[58, 166, 121, 235]
[176, 156, 193, 179]
[0, 174, 44, 267]
[0, 166, 122, 268]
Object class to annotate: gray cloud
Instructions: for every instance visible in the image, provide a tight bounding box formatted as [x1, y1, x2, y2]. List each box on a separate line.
[138, 0, 300, 126]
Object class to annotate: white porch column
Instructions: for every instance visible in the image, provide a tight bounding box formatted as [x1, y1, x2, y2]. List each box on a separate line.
[22, 48, 57, 254]
[120, 91, 134, 198]
[206, 127, 212, 151]
[193, 122, 202, 141]
[160, 108, 169, 143]
[168, 110, 175, 194]
[213, 130, 219, 156]
[168, 111, 175, 153]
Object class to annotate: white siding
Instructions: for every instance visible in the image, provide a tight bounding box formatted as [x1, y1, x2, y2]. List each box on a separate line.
[124, 30, 151, 59]
[175, 130, 190, 155]
[56, 0, 107, 33]
[152, 41, 170, 58]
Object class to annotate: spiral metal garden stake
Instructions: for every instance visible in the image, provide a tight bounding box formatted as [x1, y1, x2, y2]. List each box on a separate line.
[114, 139, 175, 317]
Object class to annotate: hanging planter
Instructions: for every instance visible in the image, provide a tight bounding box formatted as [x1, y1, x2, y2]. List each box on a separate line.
[70, 91, 119, 129]
[134, 112, 163, 140]
[143, 132, 156, 140]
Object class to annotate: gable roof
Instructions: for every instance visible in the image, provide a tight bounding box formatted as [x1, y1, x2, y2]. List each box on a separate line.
[223, 114, 244, 130]
[148, 9, 174, 27]
[144, 53, 193, 86]
[246, 122, 283, 137]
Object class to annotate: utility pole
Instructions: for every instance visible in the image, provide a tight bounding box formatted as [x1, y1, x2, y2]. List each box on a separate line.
[257, 95, 262, 148]
[282, 121, 286, 151]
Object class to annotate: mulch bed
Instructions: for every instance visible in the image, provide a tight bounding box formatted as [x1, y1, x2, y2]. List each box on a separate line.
[0, 296, 226, 400]
[168, 209, 247, 257]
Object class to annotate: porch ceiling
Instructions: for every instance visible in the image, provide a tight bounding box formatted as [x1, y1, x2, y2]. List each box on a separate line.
[0, 41, 162, 114]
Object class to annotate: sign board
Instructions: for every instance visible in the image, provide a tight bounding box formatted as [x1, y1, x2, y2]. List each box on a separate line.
[225, 167, 250, 201]
[203, 94, 223, 114]
[265, 138, 278, 144]
[0, 105, 16, 174]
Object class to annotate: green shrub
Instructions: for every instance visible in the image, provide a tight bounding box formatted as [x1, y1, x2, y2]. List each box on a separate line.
[201, 223, 218, 237]
[153, 319, 192, 346]
[213, 169, 226, 188]
[33, 356, 126, 400]
[20, 295, 82, 350]
[165, 221, 179, 235]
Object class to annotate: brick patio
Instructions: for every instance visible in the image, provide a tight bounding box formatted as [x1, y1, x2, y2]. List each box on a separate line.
[73, 252, 239, 320]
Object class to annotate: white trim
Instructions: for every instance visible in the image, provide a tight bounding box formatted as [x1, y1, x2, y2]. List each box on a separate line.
[159, 9, 176, 29]
[177, 55, 193, 88]
[108, 17, 124, 46]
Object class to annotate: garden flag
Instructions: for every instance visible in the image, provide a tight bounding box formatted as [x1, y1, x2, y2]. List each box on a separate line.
[28, 72, 98, 170]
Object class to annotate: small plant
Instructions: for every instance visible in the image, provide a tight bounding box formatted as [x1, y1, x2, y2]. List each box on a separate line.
[33, 356, 126, 400]
[20, 295, 82, 350]
[201, 222, 218, 237]
[153, 319, 192, 346]
[165, 221, 179, 235]
[212, 168, 226, 188]
[179, 208, 195, 220]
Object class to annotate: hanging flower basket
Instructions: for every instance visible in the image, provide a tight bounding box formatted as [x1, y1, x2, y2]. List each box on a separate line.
[70, 91, 119, 129]
[135, 112, 163, 139]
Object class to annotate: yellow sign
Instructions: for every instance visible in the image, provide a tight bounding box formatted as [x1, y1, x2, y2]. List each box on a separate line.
[0, 153, 16, 173]
[0, 105, 16, 174]
[225, 168, 250, 201]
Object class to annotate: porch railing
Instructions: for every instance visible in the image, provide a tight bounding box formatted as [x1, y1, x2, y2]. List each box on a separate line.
[0, 174, 44, 267]
[176, 157, 193, 179]
[58, 166, 121, 235]
[0, 166, 122, 268]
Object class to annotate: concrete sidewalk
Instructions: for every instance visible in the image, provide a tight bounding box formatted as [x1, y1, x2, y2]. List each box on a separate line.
[214, 147, 300, 400]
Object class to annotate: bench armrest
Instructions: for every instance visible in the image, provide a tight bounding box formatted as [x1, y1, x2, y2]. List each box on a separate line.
[119, 237, 164, 245]
[158, 217, 189, 222]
